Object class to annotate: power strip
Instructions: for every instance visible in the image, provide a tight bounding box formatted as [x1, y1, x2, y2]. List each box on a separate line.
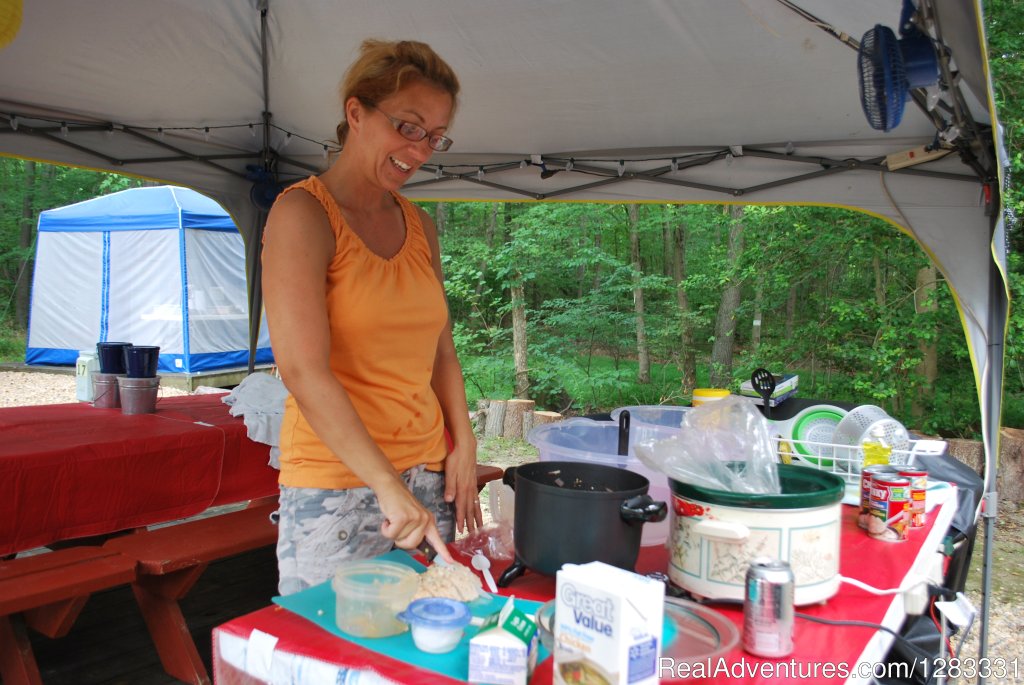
[885, 145, 951, 171]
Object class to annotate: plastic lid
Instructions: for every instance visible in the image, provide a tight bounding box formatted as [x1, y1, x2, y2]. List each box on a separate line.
[398, 598, 473, 629]
[669, 463, 846, 509]
[661, 597, 739, 678]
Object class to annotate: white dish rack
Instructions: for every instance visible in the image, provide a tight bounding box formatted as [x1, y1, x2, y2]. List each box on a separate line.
[771, 435, 949, 504]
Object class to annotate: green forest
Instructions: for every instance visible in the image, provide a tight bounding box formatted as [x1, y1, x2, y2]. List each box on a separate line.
[2, 1, 1022, 440]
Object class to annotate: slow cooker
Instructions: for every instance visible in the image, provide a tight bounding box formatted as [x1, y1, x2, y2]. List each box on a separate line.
[668, 464, 845, 606]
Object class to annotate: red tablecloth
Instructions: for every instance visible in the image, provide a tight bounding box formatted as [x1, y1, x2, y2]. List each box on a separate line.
[0, 394, 278, 555]
[213, 491, 958, 684]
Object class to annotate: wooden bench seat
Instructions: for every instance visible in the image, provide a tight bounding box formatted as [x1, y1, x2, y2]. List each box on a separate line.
[475, 463, 504, 492]
[102, 501, 279, 685]
[0, 547, 137, 685]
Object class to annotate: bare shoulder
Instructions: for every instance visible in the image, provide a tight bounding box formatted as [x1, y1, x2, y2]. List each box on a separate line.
[266, 186, 329, 234]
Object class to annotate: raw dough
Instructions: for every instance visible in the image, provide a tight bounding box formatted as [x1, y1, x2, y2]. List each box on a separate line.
[413, 563, 482, 602]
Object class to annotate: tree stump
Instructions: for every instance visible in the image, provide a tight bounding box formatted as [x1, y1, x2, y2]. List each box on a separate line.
[484, 400, 507, 438]
[999, 427, 1024, 502]
[502, 399, 536, 440]
[532, 410, 563, 427]
[472, 399, 490, 437]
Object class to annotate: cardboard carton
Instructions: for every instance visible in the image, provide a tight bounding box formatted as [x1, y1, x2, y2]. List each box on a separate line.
[554, 562, 664, 685]
[468, 596, 538, 685]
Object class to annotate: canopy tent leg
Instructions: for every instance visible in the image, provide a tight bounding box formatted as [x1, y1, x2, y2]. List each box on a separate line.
[246, 213, 267, 375]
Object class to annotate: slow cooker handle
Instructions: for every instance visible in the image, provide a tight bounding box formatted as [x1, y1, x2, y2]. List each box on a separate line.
[620, 495, 668, 524]
[692, 519, 750, 541]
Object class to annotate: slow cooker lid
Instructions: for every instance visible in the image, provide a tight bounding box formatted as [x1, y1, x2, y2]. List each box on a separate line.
[669, 464, 845, 509]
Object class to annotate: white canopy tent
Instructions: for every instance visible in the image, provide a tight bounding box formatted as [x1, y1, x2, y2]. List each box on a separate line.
[0, 0, 1009, 663]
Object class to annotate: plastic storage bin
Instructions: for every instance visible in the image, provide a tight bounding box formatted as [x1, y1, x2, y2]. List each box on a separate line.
[609, 405, 690, 447]
[526, 418, 672, 546]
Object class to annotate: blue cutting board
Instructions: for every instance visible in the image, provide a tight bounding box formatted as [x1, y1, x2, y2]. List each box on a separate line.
[273, 550, 547, 681]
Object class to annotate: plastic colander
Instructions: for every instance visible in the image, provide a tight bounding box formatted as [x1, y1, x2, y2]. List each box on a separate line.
[787, 405, 847, 466]
[832, 405, 911, 471]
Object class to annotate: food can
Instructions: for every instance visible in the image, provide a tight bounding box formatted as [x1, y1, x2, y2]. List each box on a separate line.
[868, 477, 910, 542]
[859, 465, 899, 530]
[742, 558, 794, 658]
[898, 469, 928, 528]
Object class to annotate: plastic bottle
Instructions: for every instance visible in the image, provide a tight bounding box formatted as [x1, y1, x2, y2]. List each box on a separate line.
[860, 424, 893, 468]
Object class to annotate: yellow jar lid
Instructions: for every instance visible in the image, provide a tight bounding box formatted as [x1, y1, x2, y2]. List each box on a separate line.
[692, 388, 730, 398]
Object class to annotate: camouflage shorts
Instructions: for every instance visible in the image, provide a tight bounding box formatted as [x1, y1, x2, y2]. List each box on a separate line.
[276, 465, 453, 596]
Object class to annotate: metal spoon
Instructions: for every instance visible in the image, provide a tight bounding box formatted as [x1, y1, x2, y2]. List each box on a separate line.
[472, 552, 498, 593]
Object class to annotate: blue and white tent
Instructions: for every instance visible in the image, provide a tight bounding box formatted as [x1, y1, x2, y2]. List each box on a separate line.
[25, 186, 273, 373]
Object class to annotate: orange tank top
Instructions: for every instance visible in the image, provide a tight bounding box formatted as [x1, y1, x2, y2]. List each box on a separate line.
[272, 176, 449, 489]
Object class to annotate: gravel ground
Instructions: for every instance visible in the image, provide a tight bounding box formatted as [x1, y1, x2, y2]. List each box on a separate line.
[4, 370, 1021, 680]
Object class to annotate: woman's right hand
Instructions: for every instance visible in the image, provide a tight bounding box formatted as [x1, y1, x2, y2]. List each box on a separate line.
[377, 478, 455, 564]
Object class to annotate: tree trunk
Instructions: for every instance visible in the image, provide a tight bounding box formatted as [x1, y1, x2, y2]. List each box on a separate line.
[15, 160, 37, 328]
[475, 204, 498, 298]
[708, 206, 745, 388]
[751, 278, 763, 352]
[785, 285, 797, 340]
[671, 214, 697, 395]
[502, 399, 536, 439]
[434, 201, 448, 236]
[627, 204, 650, 383]
[511, 280, 529, 397]
[912, 265, 938, 420]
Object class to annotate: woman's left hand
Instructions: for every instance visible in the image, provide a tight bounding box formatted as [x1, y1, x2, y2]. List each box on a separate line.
[444, 439, 482, 534]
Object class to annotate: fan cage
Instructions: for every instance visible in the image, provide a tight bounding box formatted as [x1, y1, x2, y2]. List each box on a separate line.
[858, 24, 907, 132]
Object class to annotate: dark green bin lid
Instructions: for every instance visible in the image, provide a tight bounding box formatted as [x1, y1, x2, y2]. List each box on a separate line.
[668, 463, 845, 509]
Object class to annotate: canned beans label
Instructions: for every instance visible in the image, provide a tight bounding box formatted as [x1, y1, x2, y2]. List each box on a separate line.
[899, 470, 928, 528]
[868, 478, 910, 542]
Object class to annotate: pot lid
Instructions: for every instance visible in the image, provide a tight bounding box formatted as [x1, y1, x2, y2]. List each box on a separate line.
[661, 597, 740, 677]
[669, 464, 845, 509]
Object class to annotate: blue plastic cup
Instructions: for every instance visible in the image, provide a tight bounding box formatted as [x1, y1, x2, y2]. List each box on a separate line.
[96, 342, 132, 375]
[125, 345, 160, 378]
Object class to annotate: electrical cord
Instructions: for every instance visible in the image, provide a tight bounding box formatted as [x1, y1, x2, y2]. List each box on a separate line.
[793, 612, 937, 663]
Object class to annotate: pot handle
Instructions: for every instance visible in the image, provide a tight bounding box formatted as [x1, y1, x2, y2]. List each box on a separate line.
[502, 466, 517, 491]
[620, 495, 668, 524]
[692, 519, 750, 542]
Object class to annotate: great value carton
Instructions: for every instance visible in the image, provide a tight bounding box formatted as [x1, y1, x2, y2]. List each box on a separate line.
[468, 596, 538, 685]
[554, 562, 664, 685]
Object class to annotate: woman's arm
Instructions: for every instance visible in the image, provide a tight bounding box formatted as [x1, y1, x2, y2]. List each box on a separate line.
[418, 207, 482, 535]
[262, 191, 453, 558]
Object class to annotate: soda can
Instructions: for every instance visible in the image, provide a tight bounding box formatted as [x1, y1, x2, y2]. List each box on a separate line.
[868, 477, 910, 541]
[743, 558, 794, 658]
[859, 465, 899, 530]
[898, 469, 928, 528]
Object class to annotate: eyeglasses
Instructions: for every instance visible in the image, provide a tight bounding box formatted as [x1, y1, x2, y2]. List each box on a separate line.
[369, 104, 453, 152]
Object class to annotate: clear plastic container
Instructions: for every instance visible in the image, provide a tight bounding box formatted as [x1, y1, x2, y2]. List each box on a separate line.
[332, 560, 419, 638]
[609, 405, 691, 446]
[526, 417, 672, 546]
[398, 597, 473, 653]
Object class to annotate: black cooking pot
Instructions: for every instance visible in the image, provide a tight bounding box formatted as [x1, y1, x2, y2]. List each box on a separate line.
[496, 461, 667, 587]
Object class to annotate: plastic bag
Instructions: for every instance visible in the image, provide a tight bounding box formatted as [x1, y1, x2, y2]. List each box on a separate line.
[634, 395, 781, 494]
[451, 521, 514, 561]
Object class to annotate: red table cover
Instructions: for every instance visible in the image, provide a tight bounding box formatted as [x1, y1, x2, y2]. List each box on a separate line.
[213, 499, 954, 684]
[0, 394, 278, 555]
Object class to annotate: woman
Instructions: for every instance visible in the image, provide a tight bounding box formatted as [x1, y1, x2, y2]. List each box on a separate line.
[262, 39, 480, 595]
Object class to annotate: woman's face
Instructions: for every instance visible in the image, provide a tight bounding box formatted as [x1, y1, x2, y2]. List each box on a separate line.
[356, 80, 453, 191]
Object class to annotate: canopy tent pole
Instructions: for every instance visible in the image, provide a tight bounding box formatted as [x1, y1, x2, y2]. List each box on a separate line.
[247, 0, 272, 375]
[977, 214, 1009, 677]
